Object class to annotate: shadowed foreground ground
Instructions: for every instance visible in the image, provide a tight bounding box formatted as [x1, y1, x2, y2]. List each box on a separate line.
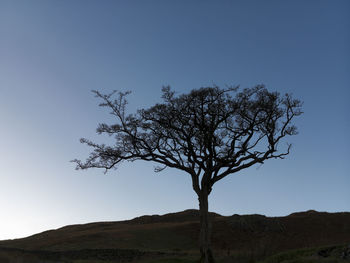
[0, 210, 349, 262]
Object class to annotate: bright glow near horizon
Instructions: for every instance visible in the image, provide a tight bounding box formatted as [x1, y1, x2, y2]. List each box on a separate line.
[0, 1, 349, 240]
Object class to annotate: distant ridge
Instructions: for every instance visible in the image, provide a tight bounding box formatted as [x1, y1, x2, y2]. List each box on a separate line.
[0, 209, 349, 258]
[129, 209, 220, 224]
[288, 209, 329, 216]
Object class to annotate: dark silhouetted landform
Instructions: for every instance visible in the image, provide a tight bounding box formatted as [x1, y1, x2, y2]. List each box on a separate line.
[0, 209, 349, 262]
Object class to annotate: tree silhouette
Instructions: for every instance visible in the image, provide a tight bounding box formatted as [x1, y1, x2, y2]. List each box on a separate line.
[73, 85, 303, 263]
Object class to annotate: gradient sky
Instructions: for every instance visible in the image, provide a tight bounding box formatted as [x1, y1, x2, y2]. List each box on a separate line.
[0, 0, 349, 240]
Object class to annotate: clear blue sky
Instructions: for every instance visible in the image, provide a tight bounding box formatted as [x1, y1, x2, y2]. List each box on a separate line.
[0, 0, 349, 240]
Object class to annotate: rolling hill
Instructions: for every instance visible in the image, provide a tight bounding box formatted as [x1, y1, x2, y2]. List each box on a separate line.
[0, 209, 349, 262]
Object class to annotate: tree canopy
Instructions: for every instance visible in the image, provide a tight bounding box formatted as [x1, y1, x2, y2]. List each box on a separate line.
[74, 85, 302, 194]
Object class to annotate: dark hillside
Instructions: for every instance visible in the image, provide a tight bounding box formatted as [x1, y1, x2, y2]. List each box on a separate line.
[0, 209, 349, 261]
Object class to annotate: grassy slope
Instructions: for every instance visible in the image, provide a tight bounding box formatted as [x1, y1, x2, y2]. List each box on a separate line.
[140, 244, 350, 263]
[258, 244, 350, 263]
[0, 210, 349, 262]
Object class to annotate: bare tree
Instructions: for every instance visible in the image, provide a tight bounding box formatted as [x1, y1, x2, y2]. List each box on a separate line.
[73, 85, 303, 263]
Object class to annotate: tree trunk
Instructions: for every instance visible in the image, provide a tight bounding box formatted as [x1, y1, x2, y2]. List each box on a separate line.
[198, 189, 215, 263]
